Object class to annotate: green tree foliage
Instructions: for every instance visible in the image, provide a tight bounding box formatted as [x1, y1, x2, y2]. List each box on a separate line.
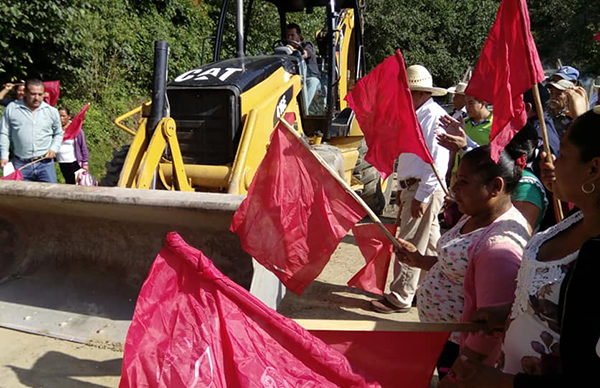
[0, 0, 214, 179]
[363, 0, 499, 88]
[528, 0, 600, 75]
[1, 0, 597, 180]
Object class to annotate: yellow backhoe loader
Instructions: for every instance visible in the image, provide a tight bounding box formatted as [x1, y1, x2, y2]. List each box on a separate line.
[0, 0, 389, 347]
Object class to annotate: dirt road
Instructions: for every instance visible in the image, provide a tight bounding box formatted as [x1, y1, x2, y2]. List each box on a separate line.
[0, 209, 422, 387]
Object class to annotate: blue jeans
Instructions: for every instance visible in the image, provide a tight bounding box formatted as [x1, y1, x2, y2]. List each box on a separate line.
[12, 157, 57, 183]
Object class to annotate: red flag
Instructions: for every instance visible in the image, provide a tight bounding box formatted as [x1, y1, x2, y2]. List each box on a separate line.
[63, 104, 90, 140]
[465, 0, 545, 161]
[231, 112, 366, 295]
[312, 330, 449, 388]
[347, 223, 397, 295]
[595, 31, 600, 42]
[120, 232, 378, 388]
[1, 170, 23, 181]
[345, 49, 433, 180]
[43, 81, 60, 106]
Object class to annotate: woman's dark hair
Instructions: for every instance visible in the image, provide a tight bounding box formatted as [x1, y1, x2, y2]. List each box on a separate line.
[461, 145, 522, 194]
[505, 122, 539, 164]
[58, 106, 70, 116]
[568, 109, 600, 162]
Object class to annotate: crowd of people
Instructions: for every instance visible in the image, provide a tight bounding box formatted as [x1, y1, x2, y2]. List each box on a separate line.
[368, 63, 600, 387]
[1, 54, 599, 388]
[0, 79, 90, 184]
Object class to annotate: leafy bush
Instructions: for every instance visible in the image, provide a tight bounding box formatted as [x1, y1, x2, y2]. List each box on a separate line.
[1, 0, 597, 181]
[0, 0, 214, 179]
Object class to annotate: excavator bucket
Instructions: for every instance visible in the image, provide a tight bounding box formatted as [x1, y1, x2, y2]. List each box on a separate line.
[0, 181, 276, 347]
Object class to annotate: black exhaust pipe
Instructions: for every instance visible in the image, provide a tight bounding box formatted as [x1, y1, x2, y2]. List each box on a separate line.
[148, 40, 169, 135]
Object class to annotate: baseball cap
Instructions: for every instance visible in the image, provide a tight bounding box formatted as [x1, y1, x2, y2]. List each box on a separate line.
[547, 79, 575, 91]
[550, 66, 579, 82]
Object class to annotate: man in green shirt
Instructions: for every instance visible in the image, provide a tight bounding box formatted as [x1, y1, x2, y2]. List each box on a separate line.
[463, 95, 492, 145]
[449, 95, 493, 175]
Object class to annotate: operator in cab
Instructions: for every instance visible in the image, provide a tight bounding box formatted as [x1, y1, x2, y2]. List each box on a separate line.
[286, 23, 321, 111]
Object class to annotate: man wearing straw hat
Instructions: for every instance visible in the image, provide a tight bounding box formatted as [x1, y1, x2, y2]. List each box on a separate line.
[371, 65, 449, 314]
[447, 81, 468, 120]
[0, 79, 63, 182]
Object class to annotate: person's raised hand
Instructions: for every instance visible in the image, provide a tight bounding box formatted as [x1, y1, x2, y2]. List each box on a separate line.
[3, 83, 15, 91]
[564, 85, 589, 119]
[439, 114, 465, 135]
[437, 130, 467, 152]
[539, 151, 556, 192]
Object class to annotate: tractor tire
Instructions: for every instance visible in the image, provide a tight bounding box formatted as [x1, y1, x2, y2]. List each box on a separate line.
[353, 140, 392, 215]
[100, 145, 130, 187]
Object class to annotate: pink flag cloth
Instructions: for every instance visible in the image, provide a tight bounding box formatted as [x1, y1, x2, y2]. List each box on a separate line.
[63, 104, 90, 140]
[465, 0, 545, 161]
[119, 232, 379, 388]
[231, 112, 366, 295]
[43, 81, 60, 106]
[345, 49, 433, 180]
[348, 223, 397, 295]
[312, 330, 450, 388]
[1, 170, 23, 181]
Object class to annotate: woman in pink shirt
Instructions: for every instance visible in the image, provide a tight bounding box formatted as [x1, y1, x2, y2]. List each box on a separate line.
[396, 145, 531, 384]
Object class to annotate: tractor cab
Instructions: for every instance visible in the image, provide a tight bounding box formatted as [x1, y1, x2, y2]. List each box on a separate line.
[211, 0, 366, 139]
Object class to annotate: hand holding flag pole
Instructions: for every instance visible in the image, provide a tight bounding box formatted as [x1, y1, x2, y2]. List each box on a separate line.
[532, 85, 564, 221]
[279, 117, 408, 252]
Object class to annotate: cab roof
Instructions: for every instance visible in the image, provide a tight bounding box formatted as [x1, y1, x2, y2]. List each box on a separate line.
[265, 0, 360, 13]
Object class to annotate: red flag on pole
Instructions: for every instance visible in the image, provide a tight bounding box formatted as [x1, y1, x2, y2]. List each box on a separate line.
[595, 31, 600, 42]
[1, 170, 23, 181]
[120, 232, 378, 388]
[465, 0, 545, 161]
[63, 104, 90, 140]
[345, 49, 433, 180]
[231, 113, 366, 295]
[347, 223, 397, 295]
[312, 330, 450, 388]
[43, 81, 60, 106]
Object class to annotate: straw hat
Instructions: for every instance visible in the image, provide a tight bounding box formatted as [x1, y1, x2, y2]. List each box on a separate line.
[406, 65, 447, 97]
[447, 81, 468, 95]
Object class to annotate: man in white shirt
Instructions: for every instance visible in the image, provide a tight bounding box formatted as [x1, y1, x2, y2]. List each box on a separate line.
[371, 65, 449, 313]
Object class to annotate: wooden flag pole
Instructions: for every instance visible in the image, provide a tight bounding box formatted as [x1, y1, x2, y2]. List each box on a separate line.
[295, 319, 484, 333]
[279, 117, 406, 252]
[532, 83, 564, 221]
[430, 162, 450, 197]
[18, 157, 47, 171]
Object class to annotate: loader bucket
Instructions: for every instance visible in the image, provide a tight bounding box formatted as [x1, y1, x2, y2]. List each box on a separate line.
[0, 181, 257, 347]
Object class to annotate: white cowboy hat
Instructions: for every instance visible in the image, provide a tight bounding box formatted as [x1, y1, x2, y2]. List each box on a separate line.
[406, 65, 447, 97]
[447, 81, 468, 95]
